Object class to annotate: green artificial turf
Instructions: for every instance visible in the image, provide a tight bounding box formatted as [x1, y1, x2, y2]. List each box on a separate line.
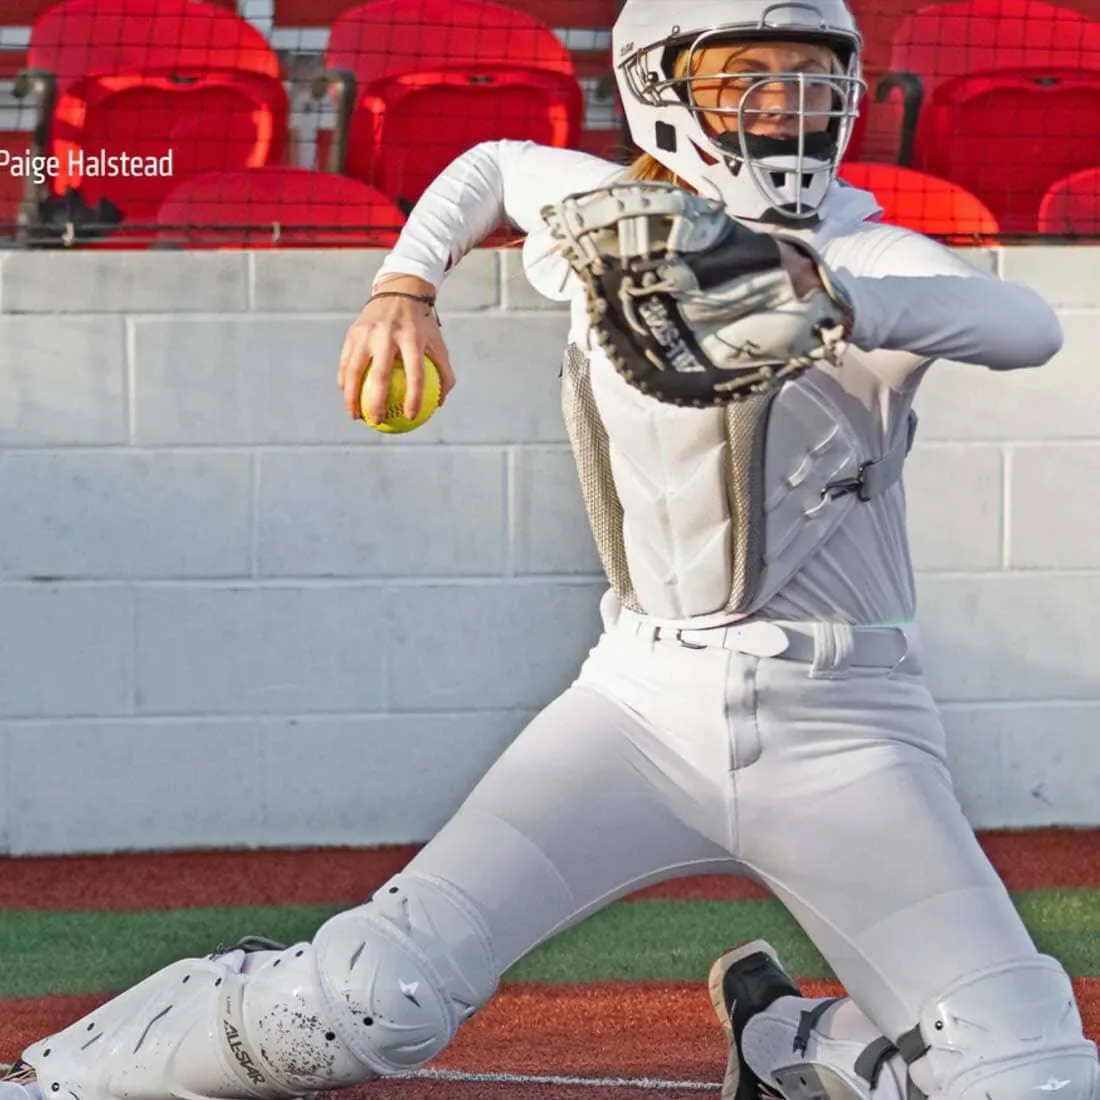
[2, 892, 1100, 999]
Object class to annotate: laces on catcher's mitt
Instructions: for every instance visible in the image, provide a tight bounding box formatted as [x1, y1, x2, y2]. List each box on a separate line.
[540, 182, 853, 407]
[0, 1060, 35, 1083]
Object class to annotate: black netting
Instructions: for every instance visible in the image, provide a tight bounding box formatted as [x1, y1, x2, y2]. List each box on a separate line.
[0, 0, 1096, 247]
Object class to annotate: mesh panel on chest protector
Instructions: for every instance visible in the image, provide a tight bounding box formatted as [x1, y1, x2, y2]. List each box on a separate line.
[562, 342, 642, 613]
[562, 342, 776, 617]
[722, 388, 774, 613]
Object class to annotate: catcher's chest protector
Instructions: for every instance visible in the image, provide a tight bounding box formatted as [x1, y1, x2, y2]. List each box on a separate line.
[561, 342, 912, 621]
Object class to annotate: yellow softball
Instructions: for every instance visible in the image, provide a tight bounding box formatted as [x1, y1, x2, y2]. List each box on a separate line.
[362, 354, 442, 434]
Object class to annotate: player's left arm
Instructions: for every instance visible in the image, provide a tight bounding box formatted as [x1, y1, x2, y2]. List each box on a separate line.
[825, 223, 1063, 371]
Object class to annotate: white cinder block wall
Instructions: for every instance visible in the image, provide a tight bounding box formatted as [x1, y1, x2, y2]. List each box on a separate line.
[0, 245, 1098, 855]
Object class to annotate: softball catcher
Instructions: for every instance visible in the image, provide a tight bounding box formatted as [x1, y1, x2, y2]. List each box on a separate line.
[4, 0, 1096, 1099]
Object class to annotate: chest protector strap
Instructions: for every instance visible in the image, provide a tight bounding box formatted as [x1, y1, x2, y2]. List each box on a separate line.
[823, 409, 918, 503]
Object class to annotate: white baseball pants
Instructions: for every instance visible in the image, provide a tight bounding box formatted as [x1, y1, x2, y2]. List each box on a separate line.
[405, 593, 1040, 1048]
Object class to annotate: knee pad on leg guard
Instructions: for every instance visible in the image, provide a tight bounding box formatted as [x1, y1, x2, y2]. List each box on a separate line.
[307, 870, 498, 1074]
[20, 873, 498, 1100]
[906, 955, 1098, 1100]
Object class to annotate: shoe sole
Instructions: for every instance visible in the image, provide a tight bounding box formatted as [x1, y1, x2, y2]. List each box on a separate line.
[706, 939, 782, 1100]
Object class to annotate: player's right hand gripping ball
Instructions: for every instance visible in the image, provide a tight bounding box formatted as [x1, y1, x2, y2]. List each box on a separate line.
[539, 182, 854, 407]
[361, 354, 442, 434]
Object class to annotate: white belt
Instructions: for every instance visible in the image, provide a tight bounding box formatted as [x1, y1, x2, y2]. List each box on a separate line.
[614, 607, 920, 673]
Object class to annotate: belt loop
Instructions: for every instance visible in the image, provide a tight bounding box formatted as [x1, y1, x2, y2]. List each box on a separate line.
[810, 623, 854, 679]
[891, 625, 918, 674]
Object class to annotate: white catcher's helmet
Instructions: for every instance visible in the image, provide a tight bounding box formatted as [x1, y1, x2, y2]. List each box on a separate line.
[613, 0, 866, 224]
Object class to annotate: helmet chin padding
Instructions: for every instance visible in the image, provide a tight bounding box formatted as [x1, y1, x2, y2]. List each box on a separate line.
[715, 130, 839, 175]
[716, 130, 840, 220]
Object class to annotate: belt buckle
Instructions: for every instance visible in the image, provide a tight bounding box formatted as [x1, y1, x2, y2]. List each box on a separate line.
[728, 622, 791, 658]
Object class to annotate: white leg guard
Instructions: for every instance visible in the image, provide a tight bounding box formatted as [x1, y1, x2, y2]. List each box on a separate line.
[741, 996, 906, 1100]
[19, 872, 498, 1100]
[907, 954, 1098, 1100]
[742, 956, 1099, 1100]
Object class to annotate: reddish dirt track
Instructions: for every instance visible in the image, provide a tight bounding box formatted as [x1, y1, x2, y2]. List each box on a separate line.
[6, 980, 1100, 1099]
[1, 829, 1099, 911]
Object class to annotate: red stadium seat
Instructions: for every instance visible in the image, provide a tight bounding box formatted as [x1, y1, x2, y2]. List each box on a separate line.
[0, 0, 237, 15]
[321, 0, 585, 210]
[0, 0, 240, 85]
[877, 0, 1100, 231]
[272, 0, 622, 167]
[21, 0, 289, 238]
[1037, 166, 1100, 234]
[839, 161, 1000, 239]
[154, 167, 406, 248]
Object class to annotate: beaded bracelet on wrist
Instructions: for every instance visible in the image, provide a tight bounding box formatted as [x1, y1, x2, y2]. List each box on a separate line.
[368, 290, 442, 326]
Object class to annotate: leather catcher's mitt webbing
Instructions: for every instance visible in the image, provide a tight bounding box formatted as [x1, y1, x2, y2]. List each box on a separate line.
[540, 182, 853, 407]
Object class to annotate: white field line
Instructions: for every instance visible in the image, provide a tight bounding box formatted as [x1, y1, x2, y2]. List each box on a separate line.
[402, 1067, 721, 1090]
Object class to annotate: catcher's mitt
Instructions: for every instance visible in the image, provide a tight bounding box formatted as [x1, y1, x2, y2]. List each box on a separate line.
[540, 182, 854, 406]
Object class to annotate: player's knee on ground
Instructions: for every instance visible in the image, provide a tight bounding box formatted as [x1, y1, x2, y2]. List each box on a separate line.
[20, 871, 498, 1100]
[748, 956, 1097, 1100]
[904, 955, 1098, 1100]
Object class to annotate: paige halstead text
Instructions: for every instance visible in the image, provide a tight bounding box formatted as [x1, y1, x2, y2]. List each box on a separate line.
[0, 148, 175, 185]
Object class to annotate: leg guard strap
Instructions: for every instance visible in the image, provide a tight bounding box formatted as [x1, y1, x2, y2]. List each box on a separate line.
[853, 1036, 897, 1089]
[848, 1025, 928, 1100]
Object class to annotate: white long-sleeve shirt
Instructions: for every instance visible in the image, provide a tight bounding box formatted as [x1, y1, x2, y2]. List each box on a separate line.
[376, 140, 1063, 625]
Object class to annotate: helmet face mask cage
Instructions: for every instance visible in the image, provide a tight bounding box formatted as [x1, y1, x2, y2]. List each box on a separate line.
[616, 4, 866, 222]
